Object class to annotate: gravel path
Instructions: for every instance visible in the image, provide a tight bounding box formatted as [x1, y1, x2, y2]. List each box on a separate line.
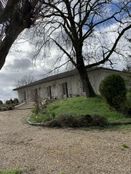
[0, 105, 131, 174]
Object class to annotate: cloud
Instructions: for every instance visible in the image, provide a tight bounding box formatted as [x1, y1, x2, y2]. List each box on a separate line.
[7, 58, 32, 70]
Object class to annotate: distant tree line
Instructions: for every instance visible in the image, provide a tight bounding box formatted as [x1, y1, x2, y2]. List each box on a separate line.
[0, 98, 19, 105]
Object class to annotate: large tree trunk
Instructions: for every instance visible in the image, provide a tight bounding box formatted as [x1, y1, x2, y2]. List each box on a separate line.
[77, 65, 96, 97]
[76, 46, 96, 97]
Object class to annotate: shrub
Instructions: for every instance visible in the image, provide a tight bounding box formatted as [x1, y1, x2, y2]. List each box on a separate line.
[57, 114, 79, 127]
[9, 99, 14, 104]
[7, 105, 14, 110]
[44, 114, 108, 128]
[13, 98, 19, 105]
[91, 115, 108, 126]
[6, 100, 10, 105]
[99, 74, 127, 110]
[78, 115, 108, 127]
[0, 100, 3, 105]
[44, 119, 61, 127]
[32, 106, 39, 114]
[77, 115, 93, 127]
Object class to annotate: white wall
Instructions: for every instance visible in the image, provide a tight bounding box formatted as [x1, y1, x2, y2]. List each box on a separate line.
[17, 69, 131, 102]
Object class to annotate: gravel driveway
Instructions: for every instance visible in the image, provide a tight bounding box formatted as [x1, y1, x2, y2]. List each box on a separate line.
[0, 105, 131, 174]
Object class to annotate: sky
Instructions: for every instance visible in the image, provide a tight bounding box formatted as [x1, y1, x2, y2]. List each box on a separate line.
[0, 33, 49, 100]
[0, 1, 131, 101]
[0, 30, 71, 101]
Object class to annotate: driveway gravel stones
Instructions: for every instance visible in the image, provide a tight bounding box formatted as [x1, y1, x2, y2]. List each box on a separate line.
[0, 106, 131, 174]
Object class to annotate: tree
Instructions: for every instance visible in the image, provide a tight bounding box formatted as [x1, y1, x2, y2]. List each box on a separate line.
[125, 37, 131, 71]
[0, 0, 131, 97]
[33, 0, 131, 97]
[0, 0, 40, 69]
[16, 74, 35, 87]
[0, 100, 3, 105]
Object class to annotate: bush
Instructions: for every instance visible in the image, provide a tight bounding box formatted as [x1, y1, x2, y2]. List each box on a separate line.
[45, 114, 79, 128]
[57, 114, 79, 127]
[78, 115, 108, 127]
[9, 99, 14, 104]
[13, 98, 19, 105]
[7, 105, 14, 110]
[44, 114, 108, 128]
[6, 100, 10, 105]
[99, 74, 127, 110]
[0, 100, 3, 105]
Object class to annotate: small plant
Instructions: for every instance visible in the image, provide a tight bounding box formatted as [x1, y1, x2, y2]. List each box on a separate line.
[99, 74, 127, 110]
[32, 106, 39, 114]
[122, 144, 129, 149]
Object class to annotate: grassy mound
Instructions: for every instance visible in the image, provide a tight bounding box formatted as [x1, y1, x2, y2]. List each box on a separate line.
[29, 97, 131, 126]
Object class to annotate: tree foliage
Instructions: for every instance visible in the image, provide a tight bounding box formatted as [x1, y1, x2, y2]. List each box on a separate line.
[16, 74, 35, 87]
[99, 74, 127, 110]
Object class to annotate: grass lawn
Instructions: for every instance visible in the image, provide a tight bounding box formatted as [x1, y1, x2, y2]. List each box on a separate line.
[29, 96, 131, 124]
[0, 170, 22, 174]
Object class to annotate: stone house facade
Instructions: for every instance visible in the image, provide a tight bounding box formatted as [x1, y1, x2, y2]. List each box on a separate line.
[13, 67, 131, 103]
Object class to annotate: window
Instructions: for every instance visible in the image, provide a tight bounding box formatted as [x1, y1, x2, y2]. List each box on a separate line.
[62, 82, 68, 97]
[47, 86, 52, 99]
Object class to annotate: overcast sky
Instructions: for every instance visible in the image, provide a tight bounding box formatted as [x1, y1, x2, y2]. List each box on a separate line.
[0, 30, 72, 101]
[0, 33, 49, 101]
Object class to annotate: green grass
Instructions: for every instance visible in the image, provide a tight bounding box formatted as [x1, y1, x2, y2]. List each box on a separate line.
[29, 112, 52, 123]
[29, 96, 131, 124]
[47, 97, 130, 122]
[0, 170, 22, 174]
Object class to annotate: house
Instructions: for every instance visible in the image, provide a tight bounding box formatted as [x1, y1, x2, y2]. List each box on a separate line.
[13, 67, 131, 103]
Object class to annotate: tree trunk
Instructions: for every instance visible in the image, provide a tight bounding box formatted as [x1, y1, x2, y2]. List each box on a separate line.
[75, 47, 96, 97]
[77, 66, 96, 97]
[0, 25, 24, 69]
